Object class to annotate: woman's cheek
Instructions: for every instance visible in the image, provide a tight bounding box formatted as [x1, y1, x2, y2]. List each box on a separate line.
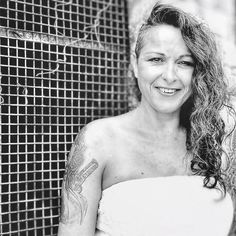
[140, 67, 162, 83]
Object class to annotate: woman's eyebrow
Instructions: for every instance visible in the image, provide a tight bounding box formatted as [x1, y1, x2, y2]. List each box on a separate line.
[179, 54, 193, 59]
[143, 52, 165, 56]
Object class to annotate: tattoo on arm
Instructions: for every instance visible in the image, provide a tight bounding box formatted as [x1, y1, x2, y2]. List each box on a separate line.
[60, 128, 99, 225]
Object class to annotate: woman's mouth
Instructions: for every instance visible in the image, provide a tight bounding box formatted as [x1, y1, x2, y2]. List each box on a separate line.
[156, 87, 180, 96]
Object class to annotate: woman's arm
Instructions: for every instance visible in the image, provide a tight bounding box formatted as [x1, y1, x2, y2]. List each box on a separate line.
[58, 126, 104, 236]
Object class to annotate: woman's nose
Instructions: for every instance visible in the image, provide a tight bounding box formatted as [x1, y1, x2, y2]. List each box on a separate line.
[162, 62, 177, 84]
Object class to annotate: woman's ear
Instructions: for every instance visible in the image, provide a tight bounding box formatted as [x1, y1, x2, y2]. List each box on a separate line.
[131, 52, 138, 78]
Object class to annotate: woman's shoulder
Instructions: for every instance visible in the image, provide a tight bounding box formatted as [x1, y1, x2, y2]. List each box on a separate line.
[79, 112, 133, 152]
[85, 112, 133, 138]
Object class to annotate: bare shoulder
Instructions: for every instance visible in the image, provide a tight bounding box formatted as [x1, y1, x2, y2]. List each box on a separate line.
[58, 117, 126, 234]
[58, 114, 134, 235]
[83, 112, 133, 146]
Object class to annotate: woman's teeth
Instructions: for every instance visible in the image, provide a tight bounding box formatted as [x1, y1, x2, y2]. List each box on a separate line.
[158, 87, 177, 95]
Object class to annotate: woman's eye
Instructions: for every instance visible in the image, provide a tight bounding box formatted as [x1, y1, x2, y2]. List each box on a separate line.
[148, 58, 165, 63]
[178, 61, 194, 67]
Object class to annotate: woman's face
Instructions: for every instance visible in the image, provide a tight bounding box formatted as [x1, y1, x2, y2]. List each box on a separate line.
[133, 24, 194, 115]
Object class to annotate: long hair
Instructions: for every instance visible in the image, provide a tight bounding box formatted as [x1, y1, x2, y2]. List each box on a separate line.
[134, 3, 235, 194]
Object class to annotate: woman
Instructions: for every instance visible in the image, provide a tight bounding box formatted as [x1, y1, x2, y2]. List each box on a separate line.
[58, 3, 235, 236]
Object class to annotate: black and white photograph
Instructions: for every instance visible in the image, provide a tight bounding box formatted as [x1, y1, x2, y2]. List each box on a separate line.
[0, 0, 236, 235]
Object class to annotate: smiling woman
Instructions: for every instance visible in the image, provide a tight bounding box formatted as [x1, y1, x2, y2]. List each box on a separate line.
[132, 24, 193, 115]
[58, 2, 236, 236]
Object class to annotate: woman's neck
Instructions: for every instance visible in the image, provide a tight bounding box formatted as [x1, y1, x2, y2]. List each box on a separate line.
[132, 101, 183, 137]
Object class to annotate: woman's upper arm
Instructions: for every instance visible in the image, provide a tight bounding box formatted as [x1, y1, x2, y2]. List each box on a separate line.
[58, 125, 105, 236]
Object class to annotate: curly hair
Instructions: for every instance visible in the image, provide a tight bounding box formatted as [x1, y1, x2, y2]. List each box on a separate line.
[134, 3, 235, 194]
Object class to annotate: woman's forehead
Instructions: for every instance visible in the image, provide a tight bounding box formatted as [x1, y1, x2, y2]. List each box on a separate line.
[140, 25, 191, 55]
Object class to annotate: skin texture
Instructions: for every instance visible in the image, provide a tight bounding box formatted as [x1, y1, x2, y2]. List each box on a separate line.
[132, 25, 194, 116]
[60, 159, 98, 225]
[60, 128, 99, 225]
[58, 125, 103, 236]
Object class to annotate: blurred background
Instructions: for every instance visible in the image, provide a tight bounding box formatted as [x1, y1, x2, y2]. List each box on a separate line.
[0, 0, 235, 235]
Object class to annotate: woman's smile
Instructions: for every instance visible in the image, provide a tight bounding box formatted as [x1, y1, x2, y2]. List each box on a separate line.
[132, 24, 194, 115]
[155, 86, 181, 96]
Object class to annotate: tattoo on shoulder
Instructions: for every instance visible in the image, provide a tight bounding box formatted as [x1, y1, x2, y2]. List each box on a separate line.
[60, 127, 99, 225]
